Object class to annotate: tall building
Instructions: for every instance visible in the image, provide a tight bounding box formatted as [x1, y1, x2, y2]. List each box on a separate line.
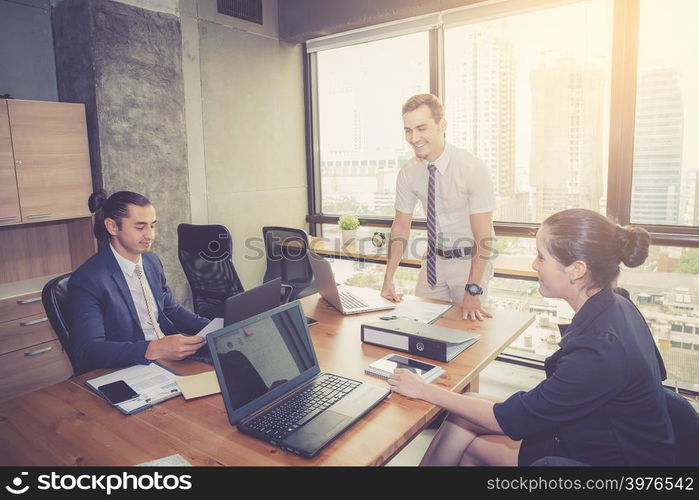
[529, 53, 605, 221]
[631, 69, 684, 225]
[446, 28, 517, 220]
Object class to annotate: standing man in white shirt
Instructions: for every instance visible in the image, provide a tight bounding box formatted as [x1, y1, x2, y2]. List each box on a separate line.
[380, 94, 496, 321]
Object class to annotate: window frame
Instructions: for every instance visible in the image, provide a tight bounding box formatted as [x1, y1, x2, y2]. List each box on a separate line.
[304, 0, 699, 249]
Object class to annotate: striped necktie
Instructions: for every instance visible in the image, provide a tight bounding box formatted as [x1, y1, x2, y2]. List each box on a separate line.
[427, 164, 437, 287]
[134, 264, 165, 339]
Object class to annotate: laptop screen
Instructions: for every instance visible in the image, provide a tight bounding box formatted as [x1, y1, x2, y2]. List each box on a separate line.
[223, 277, 281, 326]
[209, 301, 319, 423]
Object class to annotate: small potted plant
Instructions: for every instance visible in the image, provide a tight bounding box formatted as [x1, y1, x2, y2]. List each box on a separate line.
[338, 215, 360, 245]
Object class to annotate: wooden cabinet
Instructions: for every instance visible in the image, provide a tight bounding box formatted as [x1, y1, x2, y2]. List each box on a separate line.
[0, 340, 73, 403]
[0, 281, 73, 403]
[0, 99, 96, 401]
[0, 99, 93, 225]
[0, 219, 96, 402]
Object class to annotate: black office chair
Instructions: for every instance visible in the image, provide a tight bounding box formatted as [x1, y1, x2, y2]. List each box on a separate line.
[530, 456, 587, 466]
[531, 388, 699, 466]
[177, 224, 245, 320]
[665, 388, 699, 465]
[262, 226, 317, 301]
[41, 272, 76, 374]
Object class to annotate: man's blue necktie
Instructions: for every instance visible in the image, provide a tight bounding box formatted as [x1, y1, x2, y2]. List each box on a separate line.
[427, 164, 437, 287]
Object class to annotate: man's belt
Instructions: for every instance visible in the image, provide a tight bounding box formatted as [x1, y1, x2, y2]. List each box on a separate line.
[435, 247, 473, 259]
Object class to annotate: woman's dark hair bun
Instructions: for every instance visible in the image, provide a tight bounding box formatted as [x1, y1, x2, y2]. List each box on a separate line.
[617, 225, 650, 268]
[88, 189, 108, 214]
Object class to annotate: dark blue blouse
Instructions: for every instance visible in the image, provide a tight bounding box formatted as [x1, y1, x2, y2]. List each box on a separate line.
[493, 287, 674, 465]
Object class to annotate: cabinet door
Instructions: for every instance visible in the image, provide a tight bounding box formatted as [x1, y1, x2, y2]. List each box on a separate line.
[8, 100, 93, 222]
[0, 101, 21, 226]
[0, 339, 72, 402]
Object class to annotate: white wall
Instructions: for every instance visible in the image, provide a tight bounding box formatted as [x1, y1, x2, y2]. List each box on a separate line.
[53, 0, 308, 295]
[185, 0, 308, 289]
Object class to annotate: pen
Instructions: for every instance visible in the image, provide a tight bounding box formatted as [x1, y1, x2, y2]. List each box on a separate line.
[144, 388, 179, 403]
[380, 315, 419, 321]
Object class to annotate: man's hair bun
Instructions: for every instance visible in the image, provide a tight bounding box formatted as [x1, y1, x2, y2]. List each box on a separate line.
[88, 189, 108, 214]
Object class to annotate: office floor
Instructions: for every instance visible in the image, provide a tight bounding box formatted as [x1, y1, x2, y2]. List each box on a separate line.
[386, 360, 546, 466]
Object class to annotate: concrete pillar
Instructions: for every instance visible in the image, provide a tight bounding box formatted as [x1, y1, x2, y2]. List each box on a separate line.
[53, 0, 193, 305]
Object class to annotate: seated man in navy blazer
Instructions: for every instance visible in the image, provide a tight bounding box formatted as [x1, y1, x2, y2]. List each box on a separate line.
[68, 190, 207, 374]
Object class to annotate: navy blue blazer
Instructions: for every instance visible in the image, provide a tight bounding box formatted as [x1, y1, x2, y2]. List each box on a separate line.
[68, 246, 209, 374]
[494, 286, 674, 466]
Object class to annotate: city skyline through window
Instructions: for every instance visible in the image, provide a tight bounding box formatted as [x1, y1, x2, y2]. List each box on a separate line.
[311, 0, 699, 387]
[445, 0, 612, 223]
[317, 31, 429, 217]
[631, 0, 699, 226]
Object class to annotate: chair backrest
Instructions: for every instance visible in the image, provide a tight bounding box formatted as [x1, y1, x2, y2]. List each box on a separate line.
[530, 456, 588, 466]
[41, 273, 75, 372]
[177, 224, 244, 320]
[262, 226, 314, 286]
[533, 390, 699, 466]
[664, 388, 699, 466]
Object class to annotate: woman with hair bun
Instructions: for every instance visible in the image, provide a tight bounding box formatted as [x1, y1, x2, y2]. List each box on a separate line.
[388, 208, 674, 466]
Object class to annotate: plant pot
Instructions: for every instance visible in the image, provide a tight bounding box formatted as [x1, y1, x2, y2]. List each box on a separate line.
[340, 228, 357, 245]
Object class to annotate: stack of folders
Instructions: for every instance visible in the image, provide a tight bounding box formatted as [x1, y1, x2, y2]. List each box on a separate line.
[361, 318, 480, 362]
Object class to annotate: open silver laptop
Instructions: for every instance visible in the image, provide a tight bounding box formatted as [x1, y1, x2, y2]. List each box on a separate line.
[309, 251, 396, 315]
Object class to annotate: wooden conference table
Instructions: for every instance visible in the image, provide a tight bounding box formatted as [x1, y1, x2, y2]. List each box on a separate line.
[0, 294, 533, 466]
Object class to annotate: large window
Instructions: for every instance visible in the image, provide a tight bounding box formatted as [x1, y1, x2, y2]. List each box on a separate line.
[316, 32, 429, 217]
[445, 1, 612, 223]
[307, 0, 699, 387]
[309, 0, 699, 239]
[631, 0, 699, 226]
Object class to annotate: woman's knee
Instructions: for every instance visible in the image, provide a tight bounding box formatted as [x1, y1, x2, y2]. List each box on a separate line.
[464, 435, 520, 467]
[444, 412, 492, 435]
[444, 412, 462, 425]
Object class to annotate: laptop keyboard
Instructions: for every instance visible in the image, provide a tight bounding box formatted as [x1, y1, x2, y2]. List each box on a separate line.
[339, 292, 370, 310]
[244, 374, 361, 442]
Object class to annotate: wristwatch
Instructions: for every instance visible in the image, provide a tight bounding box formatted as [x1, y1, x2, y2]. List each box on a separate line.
[465, 283, 483, 296]
[371, 232, 387, 248]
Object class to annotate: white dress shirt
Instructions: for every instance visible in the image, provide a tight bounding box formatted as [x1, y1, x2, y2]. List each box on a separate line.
[110, 244, 160, 341]
[394, 142, 496, 249]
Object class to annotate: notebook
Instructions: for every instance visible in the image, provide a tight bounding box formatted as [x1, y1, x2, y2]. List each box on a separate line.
[208, 300, 389, 458]
[308, 251, 396, 314]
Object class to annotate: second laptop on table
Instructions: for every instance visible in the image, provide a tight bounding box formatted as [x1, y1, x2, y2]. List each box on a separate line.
[189, 278, 316, 363]
[309, 251, 396, 314]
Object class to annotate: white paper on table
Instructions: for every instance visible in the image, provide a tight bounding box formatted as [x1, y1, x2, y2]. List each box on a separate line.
[195, 318, 224, 338]
[392, 299, 453, 324]
[135, 454, 192, 467]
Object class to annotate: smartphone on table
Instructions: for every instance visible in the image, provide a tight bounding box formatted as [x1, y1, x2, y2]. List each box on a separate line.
[97, 380, 140, 405]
